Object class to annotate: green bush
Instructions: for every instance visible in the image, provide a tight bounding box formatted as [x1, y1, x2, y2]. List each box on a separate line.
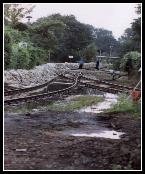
[10, 44, 18, 69]
[107, 94, 141, 117]
[120, 51, 141, 72]
[4, 31, 12, 69]
[5, 25, 49, 70]
[112, 60, 121, 70]
[5, 26, 30, 43]
[27, 46, 48, 69]
[10, 44, 30, 69]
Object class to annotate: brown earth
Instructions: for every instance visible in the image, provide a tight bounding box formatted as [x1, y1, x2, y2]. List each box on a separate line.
[4, 110, 141, 170]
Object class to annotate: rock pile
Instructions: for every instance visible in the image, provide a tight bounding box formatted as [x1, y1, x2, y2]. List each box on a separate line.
[4, 63, 95, 88]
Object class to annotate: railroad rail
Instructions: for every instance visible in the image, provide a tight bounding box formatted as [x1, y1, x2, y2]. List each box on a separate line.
[4, 76, 59, 96]
[70, 68, 127, 80]
[58, 72, 140, 94]
[62, 70, 140, 90]
[4, 71, 140, 105]
[4, 73, 81, 105]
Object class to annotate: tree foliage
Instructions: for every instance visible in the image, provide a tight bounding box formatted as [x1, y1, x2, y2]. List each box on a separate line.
[4, 31, 12, 69]
[4, 4, 35, 26]
[118, 4, 141, 56]
[94, 28, 120, 56]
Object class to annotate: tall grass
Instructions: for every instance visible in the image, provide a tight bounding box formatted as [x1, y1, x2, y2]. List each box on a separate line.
[47, 95, 103, 112]
[107, 94, 141, 117]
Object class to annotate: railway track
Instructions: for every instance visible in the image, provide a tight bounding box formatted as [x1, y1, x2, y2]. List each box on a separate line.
[4, 73, 81, 105]
[4, 71, 140, 105]
[4, 76, 59, 96]
[70, 67, 128, 80]
[58, 71, 140, 94]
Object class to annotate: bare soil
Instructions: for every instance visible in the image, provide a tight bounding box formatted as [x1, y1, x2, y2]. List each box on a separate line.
[4, 110, 141, 170]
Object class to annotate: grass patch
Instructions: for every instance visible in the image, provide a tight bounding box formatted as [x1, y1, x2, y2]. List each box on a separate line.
[5, 95, 103, 113]
[47, 95, 103, 112]
[106, 94, 141, 118]
[4, 100, 53, 113]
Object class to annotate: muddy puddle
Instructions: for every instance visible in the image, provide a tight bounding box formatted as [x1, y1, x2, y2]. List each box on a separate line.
[55, 93, 124, 139]
[68, 131, 124, 139]
[61, 127, 125, 139]
[5, 90, 125, 140]
[78, 93, 118, 113]
[63, 93, 125, 139]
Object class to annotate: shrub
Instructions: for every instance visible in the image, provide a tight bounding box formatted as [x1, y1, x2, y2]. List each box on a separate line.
[27, 46, 48, 69]
[4, 31, 12, 69]
[120, 51, 141, 72]
[10, 44, 30, 69]
[107, 94, 141, 117]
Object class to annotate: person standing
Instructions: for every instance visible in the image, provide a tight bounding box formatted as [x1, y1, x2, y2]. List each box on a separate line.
[96, 58, 100, 70]
[79, 58, 84, 69]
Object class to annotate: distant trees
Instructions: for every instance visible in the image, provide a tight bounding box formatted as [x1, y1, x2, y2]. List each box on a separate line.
[80, 42, 98, 62]
[4, 12, 120, 69]
[4, 4, 141, 70]
[131, 4, 141, 50]
[93, 28, 120, 56]
[118, 4, 141, 57]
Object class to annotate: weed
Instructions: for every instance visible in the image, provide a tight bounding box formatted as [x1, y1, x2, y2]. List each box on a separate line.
[47, 95, 103, 112]
[106, 94, 141, 118]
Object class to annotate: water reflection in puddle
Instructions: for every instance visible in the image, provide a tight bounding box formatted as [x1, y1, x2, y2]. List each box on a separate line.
[70, 130, 125, 139]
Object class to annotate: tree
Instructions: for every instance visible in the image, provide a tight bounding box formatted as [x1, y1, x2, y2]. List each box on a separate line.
[94, 28, 119, 56]
[131, 4, 141, 49]
[118, 28, 137, 56]
[80, 43, 97, 62]
[31, 14, 95, 62]
[118, 4, 141, 56]
[4, 4, 35, 26]
[29, 18, 65, 51]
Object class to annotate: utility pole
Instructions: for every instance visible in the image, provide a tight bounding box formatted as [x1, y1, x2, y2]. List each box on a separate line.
[48, 50, 50, 63]
[110, 46, 113, 57]
[99, 49, 102, 56]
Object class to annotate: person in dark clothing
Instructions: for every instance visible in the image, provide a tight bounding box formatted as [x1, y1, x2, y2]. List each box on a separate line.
[79, 58, 84, 69]
[125, 58, 133, 76]
[96, 58, 100, 70]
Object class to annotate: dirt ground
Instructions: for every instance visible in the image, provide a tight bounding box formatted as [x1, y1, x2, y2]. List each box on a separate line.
[4, 110, 141, 170]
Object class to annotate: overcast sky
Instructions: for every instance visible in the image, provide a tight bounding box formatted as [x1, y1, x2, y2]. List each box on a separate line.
[22, 3, 140, 39]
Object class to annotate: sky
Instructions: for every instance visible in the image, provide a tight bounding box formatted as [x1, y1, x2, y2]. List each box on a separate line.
[22, 3, 140, 39]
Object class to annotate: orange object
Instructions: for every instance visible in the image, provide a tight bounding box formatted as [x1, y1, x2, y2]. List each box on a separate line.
[131, 90, 141, 102]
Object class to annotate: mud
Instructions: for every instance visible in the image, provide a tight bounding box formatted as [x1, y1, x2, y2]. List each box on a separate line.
[4, 110, 141, 170]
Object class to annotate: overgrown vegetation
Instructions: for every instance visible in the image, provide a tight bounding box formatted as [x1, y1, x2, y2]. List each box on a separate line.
[120, 51, 141, 76]
[106, 94, 141, 117]
[4, 100, 53, 113]
[5, 95, 103, 113]
[47, 95, 103, 111]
